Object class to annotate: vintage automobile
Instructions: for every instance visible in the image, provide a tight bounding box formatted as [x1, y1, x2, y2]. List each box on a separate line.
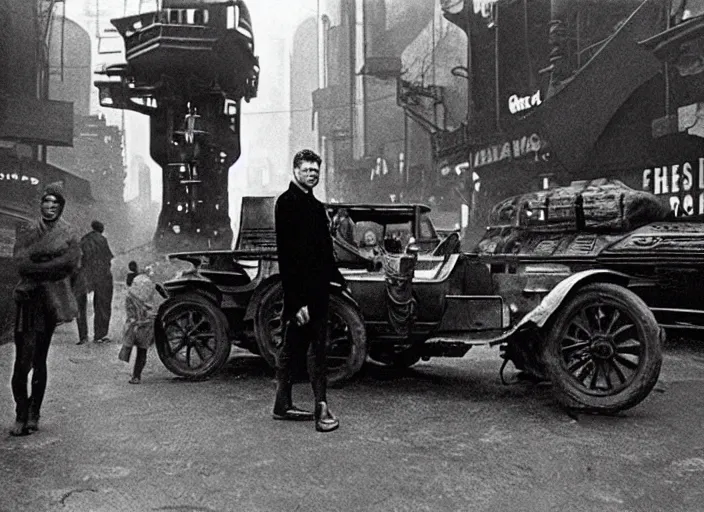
[155, 186, 669, 414]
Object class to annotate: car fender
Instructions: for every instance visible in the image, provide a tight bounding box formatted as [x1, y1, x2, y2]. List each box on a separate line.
[243, 274, 282, 322]
[162, 273, 221, 305]
[514, 269, 630, 331]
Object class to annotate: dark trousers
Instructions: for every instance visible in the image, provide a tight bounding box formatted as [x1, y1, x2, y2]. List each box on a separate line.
[12, 324, 56, 423]
[276, 311, 329, 404]
[77, 277, 113, 341]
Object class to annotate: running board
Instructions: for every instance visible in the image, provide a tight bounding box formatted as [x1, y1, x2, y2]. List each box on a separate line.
[421, 337, 506, 358]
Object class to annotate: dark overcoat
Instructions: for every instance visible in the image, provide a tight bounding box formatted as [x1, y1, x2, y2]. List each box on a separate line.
[275, 182, 345, 320]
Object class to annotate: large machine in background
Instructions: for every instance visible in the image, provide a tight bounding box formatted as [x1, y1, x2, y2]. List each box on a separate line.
[95, 0, 259, 252]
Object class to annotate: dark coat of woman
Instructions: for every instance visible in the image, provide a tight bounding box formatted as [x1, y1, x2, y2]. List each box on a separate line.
[9, 183, 81, 436]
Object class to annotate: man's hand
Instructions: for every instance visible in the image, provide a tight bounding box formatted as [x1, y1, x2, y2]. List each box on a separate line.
[295, 305, 310, 326]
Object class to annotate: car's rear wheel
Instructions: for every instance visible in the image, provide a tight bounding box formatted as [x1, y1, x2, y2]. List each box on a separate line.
[155, 293, 231, 380]
[254, 282, 367, 387]
[542, 283, 662, 413]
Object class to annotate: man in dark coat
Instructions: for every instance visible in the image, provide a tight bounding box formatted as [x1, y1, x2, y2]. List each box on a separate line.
[76, 220, 114, 344]
[273, 149, 345, 433]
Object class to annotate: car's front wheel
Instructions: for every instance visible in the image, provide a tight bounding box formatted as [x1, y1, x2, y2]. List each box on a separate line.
[155, 293, 231, 380]
[254, 282, 367, 387]
[542, 283, 662, 413]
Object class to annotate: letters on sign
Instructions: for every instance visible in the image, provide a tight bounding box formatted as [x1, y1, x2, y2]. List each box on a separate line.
[473, 0, 498, 17]
[642, 157, 704, 215]
[0, 173, 40, 185]
[508, 91, 542, 114]
[473, 133, 543, 169]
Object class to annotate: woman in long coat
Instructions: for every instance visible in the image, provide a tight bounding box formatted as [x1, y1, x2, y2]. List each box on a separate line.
[10, 183, 81, 436]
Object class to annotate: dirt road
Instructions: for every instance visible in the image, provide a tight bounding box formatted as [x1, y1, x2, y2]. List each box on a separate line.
[2, 291, 704, 511]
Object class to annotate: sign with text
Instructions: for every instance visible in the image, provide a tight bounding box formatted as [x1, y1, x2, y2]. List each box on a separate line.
[642, 157, 704, 215]
[472, 133, 547, 169]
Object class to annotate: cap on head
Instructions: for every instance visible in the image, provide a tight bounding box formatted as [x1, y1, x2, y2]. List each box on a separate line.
[41, 182, 66, 208]
[91, 220, 104, 233]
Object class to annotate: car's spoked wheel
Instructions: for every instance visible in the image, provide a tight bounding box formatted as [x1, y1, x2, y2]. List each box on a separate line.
[327, 310, 356, 375]
[543, 283, 662, 413]
[254, 283, 285, 369]
[255, 283, 367, 386]
[560, 304, 643, 394]
[155, 293, 231, 380]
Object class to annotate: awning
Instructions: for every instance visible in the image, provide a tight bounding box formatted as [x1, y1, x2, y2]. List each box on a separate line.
[529, 0, 664, 176]
[0, 96, 73, 147]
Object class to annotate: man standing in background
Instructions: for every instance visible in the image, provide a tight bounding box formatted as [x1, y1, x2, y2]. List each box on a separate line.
[76, 220, 114, 344]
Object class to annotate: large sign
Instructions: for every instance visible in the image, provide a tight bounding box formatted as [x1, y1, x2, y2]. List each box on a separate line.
[472, 133, 546, 169]
[642, 157, 704, 215]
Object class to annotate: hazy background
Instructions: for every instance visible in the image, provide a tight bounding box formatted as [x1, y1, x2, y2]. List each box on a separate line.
[62, 0, 318, 230]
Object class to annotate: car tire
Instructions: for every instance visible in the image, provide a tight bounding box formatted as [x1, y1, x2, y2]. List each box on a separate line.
[542, 282, 662, 414]
[155, 293, 231, 380]
[254, 282, 367, 387]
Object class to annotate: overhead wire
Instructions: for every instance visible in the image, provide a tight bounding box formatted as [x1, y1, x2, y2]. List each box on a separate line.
[241, 92, 398, 116]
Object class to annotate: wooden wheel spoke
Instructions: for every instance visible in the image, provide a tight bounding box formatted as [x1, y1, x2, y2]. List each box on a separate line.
[187, 317, 207, 335]
[614, 354, 639, 371]
[575, 360, 594, 383]
[580, 309, 595, 333]
[561, 340, 590, 355]
[568, 356, 591, 376]
[601, 362, 613, 390]
[608, 359, 628, 384]
[589, 361, 601, 390]
[591, 305, 605, 333]
[193, 343, 209, 362]
[166, 330, 185, 341]
[612, 323, 634, 339]
[169, 339, 187, 355]
[605, 309, 621, 335]
[571, 318, 591, 338]
[615, 339, 641, 356]
[186, 345, 193, 368]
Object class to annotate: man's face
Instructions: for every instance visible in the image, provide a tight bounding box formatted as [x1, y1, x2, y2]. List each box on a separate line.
[41, 195, 61, 221]
[293, 160, 320, 190]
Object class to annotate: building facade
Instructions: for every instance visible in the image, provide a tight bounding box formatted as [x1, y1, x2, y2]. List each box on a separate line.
[437, 0, 704, 245]
[310, 0, 436, 206]
[295, 0, 704, 247]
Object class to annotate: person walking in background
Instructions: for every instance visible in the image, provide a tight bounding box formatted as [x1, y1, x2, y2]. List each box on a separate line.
[126, 260, 140, 287]
[78, 220, 114, 344]
[119, 266, 160, 384]
[273, 149, 345, 433]
[10, 183, 81, 435]
[73, 253, 90, 346]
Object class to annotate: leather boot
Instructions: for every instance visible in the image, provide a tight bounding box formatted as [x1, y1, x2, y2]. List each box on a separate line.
[315, 402, 339, 432]
[272, 381, 314, 421]
[26, 400, 40, 432]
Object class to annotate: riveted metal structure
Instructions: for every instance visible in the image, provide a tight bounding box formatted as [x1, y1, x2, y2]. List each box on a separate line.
[95, 0, 259, 252]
